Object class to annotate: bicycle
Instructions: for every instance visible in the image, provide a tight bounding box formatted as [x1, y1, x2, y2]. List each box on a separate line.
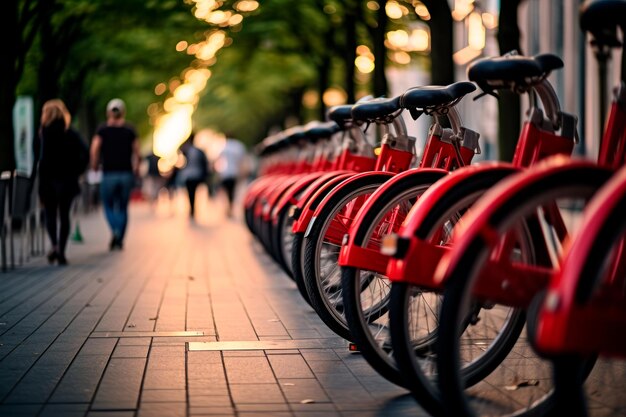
[268, 108, 377, 279]
[333, 83, 481, 388]
[378, 52, 576, 416]
[296, 81, 478, 344]
[433, 1, 626, 415]
[530, 165, 626, 417]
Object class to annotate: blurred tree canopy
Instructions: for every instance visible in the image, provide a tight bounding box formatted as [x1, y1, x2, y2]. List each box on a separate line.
[2, 0, 436, 169]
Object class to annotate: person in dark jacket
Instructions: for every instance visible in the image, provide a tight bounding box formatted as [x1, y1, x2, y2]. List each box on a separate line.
[38, 99, 88, 265]
[179, 132, 210, 218]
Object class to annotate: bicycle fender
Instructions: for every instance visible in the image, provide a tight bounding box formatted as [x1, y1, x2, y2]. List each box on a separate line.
[270, 171, 340, 225]
[338, 168, 448, 273]
[291, 172, 355, 234]
[386, 162, 520, 285]
[436, 156, 613, 288]
[304, 171, 396, 243]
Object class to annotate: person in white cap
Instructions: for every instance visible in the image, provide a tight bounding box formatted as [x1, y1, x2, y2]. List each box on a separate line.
[89, 98, 140, 250]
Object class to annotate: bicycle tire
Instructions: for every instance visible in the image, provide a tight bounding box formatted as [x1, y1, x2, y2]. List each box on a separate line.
[436, 165, 612, 417]
[273, 202, 297, 279]
[291, 174, 357, 306]
[303, 173, 392, 341]
[388, 167, 521, 416]
[341, 170, 447, 388]
[545, 169, 626, 417]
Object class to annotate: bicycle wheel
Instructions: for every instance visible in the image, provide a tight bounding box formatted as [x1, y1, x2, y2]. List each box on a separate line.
[537, 168, 626, 417]
[303, 173, 392, 341]
[273, 201, 298, 278]
[436, 164, 612, 417]
[388, 166, 520, 416]
[340, 169, 447, 388]
[291, 174, 355, 305]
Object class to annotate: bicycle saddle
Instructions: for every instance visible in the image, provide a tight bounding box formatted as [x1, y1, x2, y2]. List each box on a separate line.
[328, 104, 355, 127]
[256, 133, 286, 156]
[328, 95, 374, 127]
[350, 95, 402, 123]
[468, 53, 563, 94]
[580, 0, 626, 48]
[305, 121, 341, 140]
[400, 81, 476, 110]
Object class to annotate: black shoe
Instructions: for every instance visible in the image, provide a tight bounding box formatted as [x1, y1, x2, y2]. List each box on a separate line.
[110, 236, 124, 251]
[47, 250, 58, 264]
[57, 255, 68, 265]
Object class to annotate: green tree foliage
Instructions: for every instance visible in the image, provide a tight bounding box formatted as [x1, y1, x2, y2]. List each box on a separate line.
[17, 0, 206, 141]
[7, 0, 438, 157]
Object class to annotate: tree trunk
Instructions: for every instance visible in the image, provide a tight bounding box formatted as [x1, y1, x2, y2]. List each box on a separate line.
[318, 53, 331, 121]
[372, 0, 388, 97]
[422, 0, 454, 86]
[0, 1, 20, 172]
[344, 2, 357, 104]
[38, 13, 60, 104]
[497, 0, 525, 161]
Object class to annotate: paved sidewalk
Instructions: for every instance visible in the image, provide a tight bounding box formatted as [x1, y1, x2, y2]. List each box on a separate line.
[0, 190, 424, 417]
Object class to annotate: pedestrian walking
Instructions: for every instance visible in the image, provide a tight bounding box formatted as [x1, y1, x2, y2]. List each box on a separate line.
[215, 136, 246, 217]
[89, 98, 140, 250]
[178, 132, 210, 218]
[37, 99, 88, 265]
[143, 151, 165, 206]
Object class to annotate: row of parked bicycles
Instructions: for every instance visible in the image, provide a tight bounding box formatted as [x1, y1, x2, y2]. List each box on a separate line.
[244, 1, 625, 416]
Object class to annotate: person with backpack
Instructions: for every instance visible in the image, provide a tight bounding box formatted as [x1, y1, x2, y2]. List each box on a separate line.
[178, 132, 210, 219]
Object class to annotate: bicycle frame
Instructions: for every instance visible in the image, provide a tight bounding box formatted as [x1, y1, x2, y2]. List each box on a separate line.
[534, 165, 626, 357]
[304, 113, 472, 248]
[337, 112, 479, 274]
[385, 78, 576, 288]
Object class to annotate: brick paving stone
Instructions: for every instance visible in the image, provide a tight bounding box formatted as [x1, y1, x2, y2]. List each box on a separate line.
[189, 395, 232, 407]
[49, 354, 111, 403]
[137, 402, 186, 417]
[223, 357, 275, 384]
[189, 406, 235, 415]
[235, 404, 290, 412]
[0, 404, 41, 417]
[39, 403, 89, 417]
[279, 378, 330, 404]
[141, 389, 187, 403]
[113, 344, 150, 358]
[86, 412, 135, 417]
[268, 355, 314, 379]
[294, 412, 341, 417]
[229, 383, 285, 404]
[143, 369, 186, 390]
[92, 357, 146, 410]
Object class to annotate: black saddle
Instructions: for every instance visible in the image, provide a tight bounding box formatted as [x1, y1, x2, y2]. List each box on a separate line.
[468, 53, 563, 94]
[256, 133, 288, 156]
[580, 0, 626, 48]
[351, 96, 402, 123]
[327, 95, 374, 127]
[305, 121, 341, 140]
[328, 104, 355, 128]
[401, 82, 476, 110]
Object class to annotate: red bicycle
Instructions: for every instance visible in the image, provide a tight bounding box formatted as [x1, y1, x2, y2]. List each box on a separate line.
[379, 52, 576, 416]
[296, 81, 478, 344]
[433, 1, 626, 415]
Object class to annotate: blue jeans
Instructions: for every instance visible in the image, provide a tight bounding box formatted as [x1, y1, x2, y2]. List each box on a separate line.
[100, 172, 135, 241]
